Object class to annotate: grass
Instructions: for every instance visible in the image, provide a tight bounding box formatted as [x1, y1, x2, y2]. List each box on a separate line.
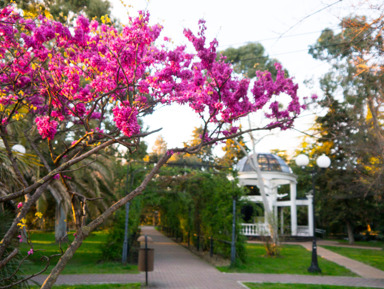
[31, 284, 141, 289]
[322, 245, 384, 271]
[217, 244, 355, 276]
[19, 231, 138, 275]
[336, 239, 384, 248]
[244, 283, 379, 289]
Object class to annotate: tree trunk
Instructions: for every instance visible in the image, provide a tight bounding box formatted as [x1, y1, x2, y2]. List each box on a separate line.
[235, 135, 280, 252]
[40, 152, 172, 288]
[55, 202, 68, 243]
[346, 221, 355, 245]
[48, 185, 68, 243]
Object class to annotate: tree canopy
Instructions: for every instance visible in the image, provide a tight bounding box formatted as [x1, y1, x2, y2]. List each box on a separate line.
[0, 5, 305, 288]
[11, 0, 112, 22]
[303, 11, 384, 242]
[220, 42, 282, 78]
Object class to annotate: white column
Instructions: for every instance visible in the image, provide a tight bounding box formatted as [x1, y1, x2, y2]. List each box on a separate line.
[280, 207, 284, 235]
[290, 182, 297, 236]
[274, 203, 278, 220]
[307, 194, 314, 237]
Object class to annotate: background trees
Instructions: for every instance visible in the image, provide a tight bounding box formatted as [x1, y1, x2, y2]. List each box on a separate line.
[300, 10, 384, 242]
[143, 165, 246, 261]
[10, 0, 111, 22]
[220, 42, 281, 78]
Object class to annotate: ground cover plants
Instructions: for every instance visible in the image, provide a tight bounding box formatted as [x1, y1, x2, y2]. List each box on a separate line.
[218, 244, 355, 276]
[19, 231, 138, 275]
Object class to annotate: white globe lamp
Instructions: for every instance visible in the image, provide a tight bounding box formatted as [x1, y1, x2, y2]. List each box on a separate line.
[12, 144, 26, 154]
[316, 154, 331, 169]
[295, 154, 309, 167]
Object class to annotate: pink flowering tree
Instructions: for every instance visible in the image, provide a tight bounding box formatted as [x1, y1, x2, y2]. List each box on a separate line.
[0, 5, 304, 288]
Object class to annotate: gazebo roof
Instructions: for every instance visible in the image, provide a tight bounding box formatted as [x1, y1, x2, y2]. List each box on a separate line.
[236, 153, 292, 174]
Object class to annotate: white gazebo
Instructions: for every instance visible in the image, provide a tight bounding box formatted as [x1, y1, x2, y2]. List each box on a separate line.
[236, 153, 314, 237]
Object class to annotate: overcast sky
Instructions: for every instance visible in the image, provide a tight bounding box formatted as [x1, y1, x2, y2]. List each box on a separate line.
[110, 0, 380, 156]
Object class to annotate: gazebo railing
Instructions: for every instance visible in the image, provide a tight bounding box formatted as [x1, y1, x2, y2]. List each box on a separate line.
[241, 223, 270, 236]
[297, 225, 310, 236]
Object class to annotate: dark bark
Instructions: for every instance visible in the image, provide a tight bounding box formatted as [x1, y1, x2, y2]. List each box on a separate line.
[346, 221, 355, 245]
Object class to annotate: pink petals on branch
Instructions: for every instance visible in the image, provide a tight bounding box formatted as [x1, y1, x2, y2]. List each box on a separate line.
[0, 4, 305, 146]
[252, 63, 305, 129]
[113, 102, 140, 137]
[35, 116, 58, 140]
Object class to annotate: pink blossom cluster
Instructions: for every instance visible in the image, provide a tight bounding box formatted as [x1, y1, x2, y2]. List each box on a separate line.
[0, 5, 304, 147]
[148, 20, 304, 138]
[113, 102, 140, 137]
[35, 116, 58, 140]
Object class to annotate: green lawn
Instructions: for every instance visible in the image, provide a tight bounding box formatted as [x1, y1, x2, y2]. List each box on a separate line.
[322, 245, 384, 271]
[31, 284, 141, 289]
[218, 244, 355, 276]
[19, 231, 138, 275]
[336, 240, 384, 248]
[245, 283, 378, 289]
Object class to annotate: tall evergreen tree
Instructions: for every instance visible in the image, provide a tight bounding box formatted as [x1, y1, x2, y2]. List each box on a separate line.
[220, 42, 282, 78]
[306, 12, 384, 241]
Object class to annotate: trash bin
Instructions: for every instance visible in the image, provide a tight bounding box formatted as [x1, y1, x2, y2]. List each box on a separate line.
[138, 248, 154, 272]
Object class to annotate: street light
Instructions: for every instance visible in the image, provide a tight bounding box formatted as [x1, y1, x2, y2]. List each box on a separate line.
[295, 153, 331, 273]
[227, 174, 236, 267]
[12, 144, 26, 154]
[122, 165, 146, 264]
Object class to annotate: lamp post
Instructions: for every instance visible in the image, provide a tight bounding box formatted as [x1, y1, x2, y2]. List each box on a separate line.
[295, 153, 330, 273]
[122, 165, 146, 264]
[122, 164, 133, 265]
[227, 175, 236, 267]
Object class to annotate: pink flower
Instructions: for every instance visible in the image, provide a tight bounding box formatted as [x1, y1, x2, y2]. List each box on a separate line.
[113, 103, 140, 137]
[35, 116, 58, 140]
[17, 202, 23, 209]
[17, 235, 23, 242]
[27, 249, 34, 255]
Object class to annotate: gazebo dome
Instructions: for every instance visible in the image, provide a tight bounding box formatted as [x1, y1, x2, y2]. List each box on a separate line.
[236, 153, 292, 174]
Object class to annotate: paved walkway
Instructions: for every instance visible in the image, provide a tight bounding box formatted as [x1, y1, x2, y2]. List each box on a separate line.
[32, 226, 384, 288]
